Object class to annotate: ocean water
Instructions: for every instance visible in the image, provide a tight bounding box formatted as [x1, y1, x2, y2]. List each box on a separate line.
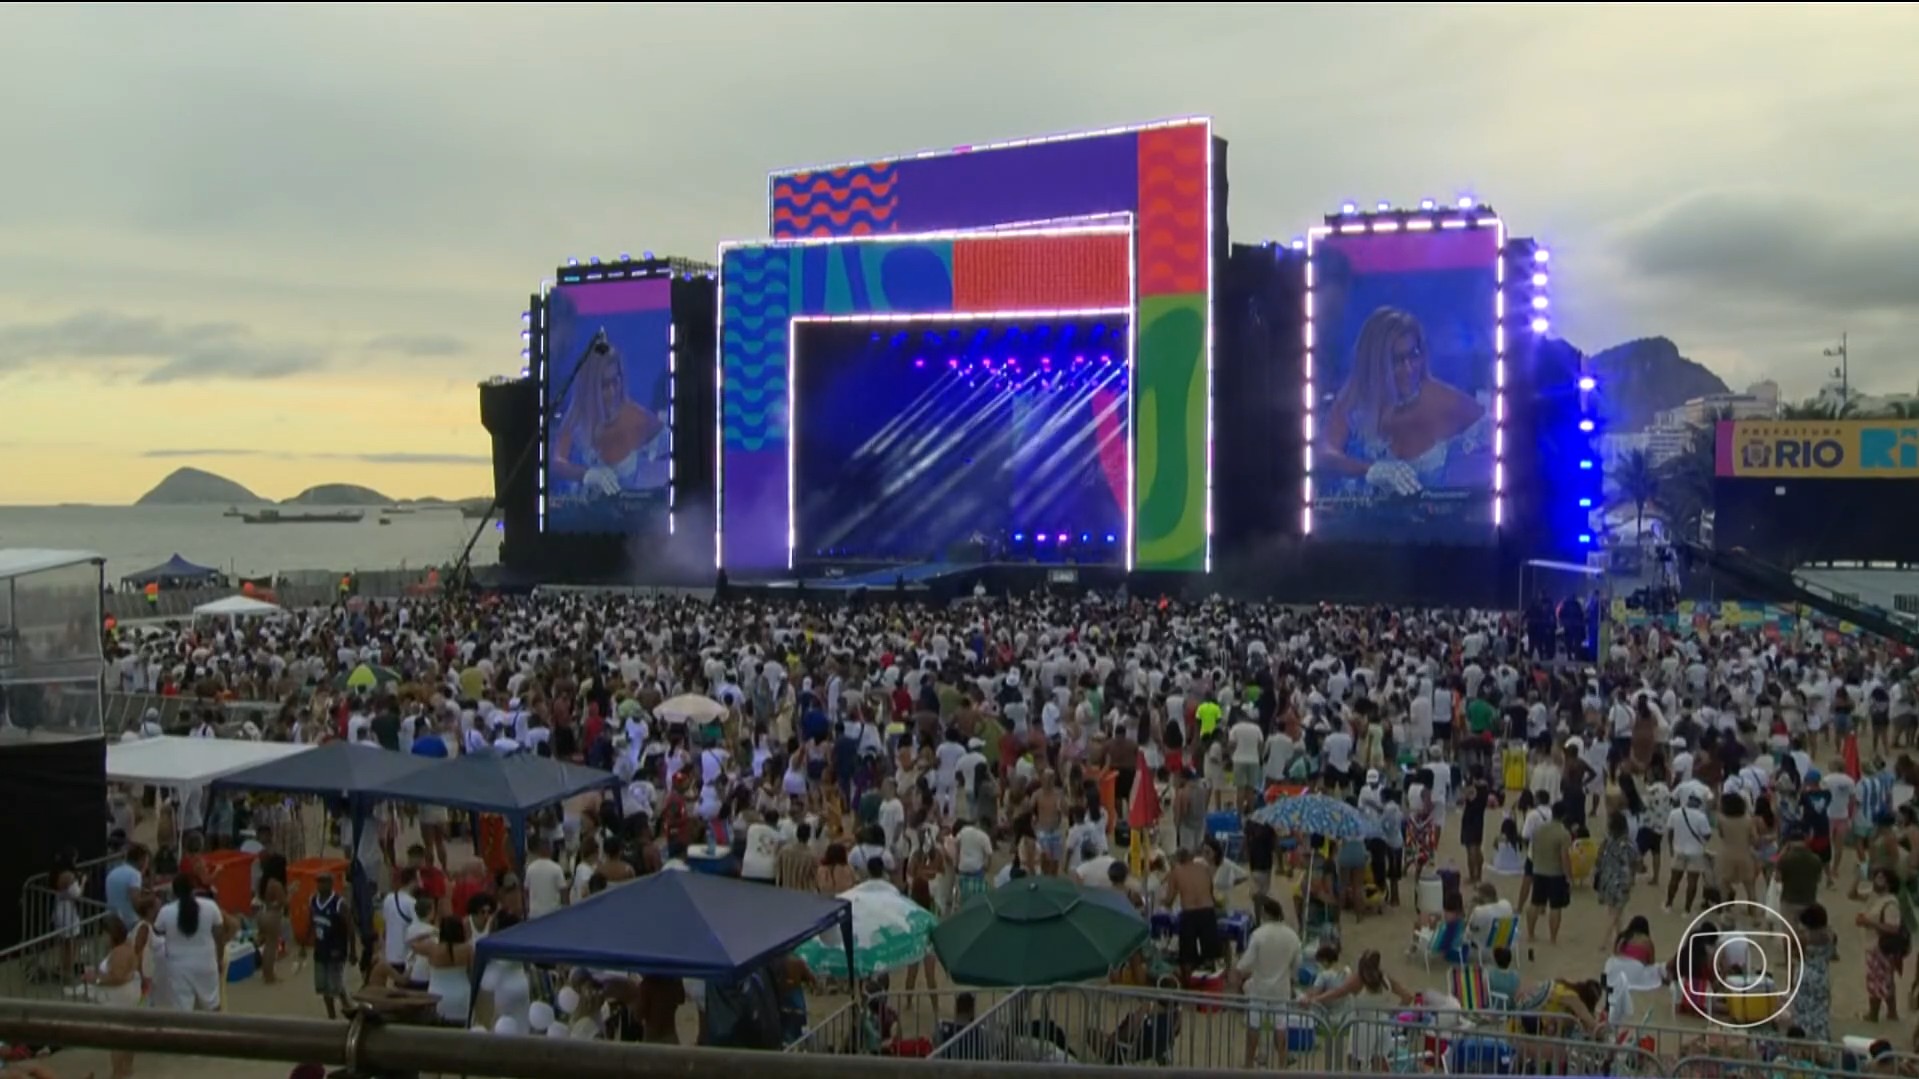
[0, 504, 499, 581]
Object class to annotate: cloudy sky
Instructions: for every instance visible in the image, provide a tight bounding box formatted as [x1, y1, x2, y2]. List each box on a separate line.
[2, 2, 1914, 505]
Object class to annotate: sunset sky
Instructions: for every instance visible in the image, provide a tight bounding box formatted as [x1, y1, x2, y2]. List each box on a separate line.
[2, 3, 1914, 505]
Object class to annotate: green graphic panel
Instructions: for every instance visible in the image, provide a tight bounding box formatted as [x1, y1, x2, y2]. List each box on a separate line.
[1134, 293, 1206, 571]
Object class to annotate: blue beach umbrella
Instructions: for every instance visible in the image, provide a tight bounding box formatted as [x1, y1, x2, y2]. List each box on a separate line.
[1253, 792, 1377, 841]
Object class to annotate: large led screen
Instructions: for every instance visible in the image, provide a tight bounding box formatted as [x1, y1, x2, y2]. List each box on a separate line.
[792, 320, 1128, 564]
[544, 279, 672, 534]
[1309, 226, 1500, 544]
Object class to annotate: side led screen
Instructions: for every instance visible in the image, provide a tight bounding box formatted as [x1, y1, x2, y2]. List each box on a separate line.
[1308, 224, 1500, 544]
[544, 279, 672, 534]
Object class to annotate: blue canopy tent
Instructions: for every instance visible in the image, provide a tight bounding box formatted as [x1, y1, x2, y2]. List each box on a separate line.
[354, 751, 620, 872]
[119, 553, 221, 588]
[471, 870, 853, 997]
[208, 742, 441, 935]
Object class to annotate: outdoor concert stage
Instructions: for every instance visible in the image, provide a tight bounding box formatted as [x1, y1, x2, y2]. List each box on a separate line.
[483, 118, 1594, 608]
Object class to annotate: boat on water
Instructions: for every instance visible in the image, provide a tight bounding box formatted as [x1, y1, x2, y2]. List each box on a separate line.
[240, 509, 365, 525]
[221, 506, 244, 517]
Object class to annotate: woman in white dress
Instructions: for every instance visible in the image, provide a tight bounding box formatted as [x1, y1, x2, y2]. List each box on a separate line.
[411, 914, 476, 1026]
[87, 908, 152, 1079]
[152, 875, 228, 1012]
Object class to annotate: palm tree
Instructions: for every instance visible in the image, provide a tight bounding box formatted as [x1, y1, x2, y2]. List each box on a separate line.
[1611, 448, 1660, 542]
[1653, 405, 1731, 545]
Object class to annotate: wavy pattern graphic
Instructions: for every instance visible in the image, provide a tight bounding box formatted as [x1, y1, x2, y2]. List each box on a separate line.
[721, 247, 793, 452]
[1136, 125, 1209, 297]
[772, 163, 900, 239]
[1133, 293, 1207, 570]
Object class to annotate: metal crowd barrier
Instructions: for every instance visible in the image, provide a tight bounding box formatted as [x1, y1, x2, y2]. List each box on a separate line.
[785, 988, 1015, 1055]
[0, 893, 116, 1001]
[9, 1002, 1501, 1079]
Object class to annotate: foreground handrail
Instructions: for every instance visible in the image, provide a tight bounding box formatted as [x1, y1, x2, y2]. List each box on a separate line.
[0, 1001, 1519, 1079]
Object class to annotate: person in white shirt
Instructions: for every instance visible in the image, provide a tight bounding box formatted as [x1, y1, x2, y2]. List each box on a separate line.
[1233, 896, 1302, 1068]
[1227, 717, 1264, 792]
[523, 837, 569, 919]
[1465, 881, 1514, 943]
[952, 823, 994, 902]
[740, 809, 785, 883]
[1665, 794, 1713, 912]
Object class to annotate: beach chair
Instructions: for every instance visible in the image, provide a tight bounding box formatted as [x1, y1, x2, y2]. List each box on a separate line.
[1422, 918, 1470, 973]
[1465, 915, 1521, 969]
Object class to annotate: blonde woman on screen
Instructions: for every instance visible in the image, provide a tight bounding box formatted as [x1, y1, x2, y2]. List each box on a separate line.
[552, 330, 665, 497]
[1317, 307, 1488, 496]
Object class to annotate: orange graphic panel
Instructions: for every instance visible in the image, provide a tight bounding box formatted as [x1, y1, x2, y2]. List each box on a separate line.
[951, 233, 1131, 312]
[1137, 125, 1208, 296]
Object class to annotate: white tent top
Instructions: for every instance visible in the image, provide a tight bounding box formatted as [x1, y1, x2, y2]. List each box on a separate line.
[107, 735, 313, 787]
[193, 595, 284, 618]
[0, 549, 105, 580]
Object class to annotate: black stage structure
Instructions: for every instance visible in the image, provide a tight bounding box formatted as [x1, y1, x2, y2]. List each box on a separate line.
[478, 256, 717, 587]
[482, 225, 1583, 606]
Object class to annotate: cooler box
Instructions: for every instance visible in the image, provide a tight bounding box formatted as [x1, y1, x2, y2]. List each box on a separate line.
[288, 857, 351, 944]
[199, 851, 259, 916]
[224, 940, 258, 983]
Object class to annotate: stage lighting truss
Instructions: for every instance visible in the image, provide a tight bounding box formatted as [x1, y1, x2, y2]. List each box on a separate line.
[1299, 204, 1507, 538]
[527, 292, 548, 531]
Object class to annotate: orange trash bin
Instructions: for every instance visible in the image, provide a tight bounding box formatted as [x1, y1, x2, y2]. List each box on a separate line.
[288, 857, 352, 944]
[197, 850, 259, 916]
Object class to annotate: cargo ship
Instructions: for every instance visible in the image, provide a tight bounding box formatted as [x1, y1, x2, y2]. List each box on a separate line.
[240, 509, 365, 525]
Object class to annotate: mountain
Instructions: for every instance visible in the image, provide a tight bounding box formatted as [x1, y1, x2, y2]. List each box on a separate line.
[1585, 336, 1731, 432]
[134, 467, 266, 506]
[283, 483, 391, 506]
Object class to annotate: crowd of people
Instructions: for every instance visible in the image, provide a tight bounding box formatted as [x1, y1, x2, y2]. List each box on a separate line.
[92, 587, 1919, 1065]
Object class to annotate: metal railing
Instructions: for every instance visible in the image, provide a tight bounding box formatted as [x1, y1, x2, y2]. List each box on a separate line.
[102, 691, 286, 735]
[786, 988, 1014, 1055]
[0, 895, 116, 1001]
[0, 1001, 1520, 1079]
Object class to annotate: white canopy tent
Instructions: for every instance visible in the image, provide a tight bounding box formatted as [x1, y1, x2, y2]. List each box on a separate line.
[192, 595, 284, 619]
[107, 735, 313, 787]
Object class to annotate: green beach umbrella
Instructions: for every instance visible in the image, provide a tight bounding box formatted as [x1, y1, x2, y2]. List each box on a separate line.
[930, 876, 1149, 987]
[794, 879, 937, 978]
[339, 664, 398, 691]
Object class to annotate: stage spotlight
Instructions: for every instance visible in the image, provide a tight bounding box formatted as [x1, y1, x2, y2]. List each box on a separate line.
[1456, 196, 1474, 209]
[1105, 533, 1117, 544]
[1036, 533, 1049, 543]
[1532, 272, 1549, 287]
[1055, 534, 1067, 544]
[588, 256, 601, 266]
[1099, 354, 1112, 364]
[913, 358, 926, 369]
[1340, 201, 1358, 215]
[1534, 248, 1550, 263]
[1376, 200, 1391, 211]
[642, 250, 655, 260]
[1578, 419, 1595, 432]
[1531, 317, 1550, 334]
[1578, 498, 1593, 508]
[1531, 296, 1549, 311]
[1577, 376, 1597, 392]
[1579, 459, 1594, 470]
[618, 252, 630, 262]
[1012, 532, 1025, 542]
[1080, 532, 1091, 542]
[947, 358, 959, 368]
[1578, 534, 1593, 544]
[1073, 354, 1086, 365]
[1290, 237, 1306, 250]
[566, 257, 579, 267]
[1419, 198, 1436, 211]
[1040, 356, 1052, 367]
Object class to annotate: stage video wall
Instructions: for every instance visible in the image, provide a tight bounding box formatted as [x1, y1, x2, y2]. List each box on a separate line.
[720, 227, 1135, 571]
[719, 120, 1215, 572]
[1308, 226, 1500, 544]
[543, 279, 672, 533]
[793, 320, 1128, 562]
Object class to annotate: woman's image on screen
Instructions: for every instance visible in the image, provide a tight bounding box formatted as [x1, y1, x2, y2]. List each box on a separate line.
[1317, 306, 1489, 501]
[551, 330, 666, 499]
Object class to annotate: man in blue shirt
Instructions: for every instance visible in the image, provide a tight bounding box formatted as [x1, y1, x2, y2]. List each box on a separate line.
[103, 845, 149, 929]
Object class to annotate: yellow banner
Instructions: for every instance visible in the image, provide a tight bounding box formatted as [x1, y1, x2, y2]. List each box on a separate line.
[1716, 419, 1919, 479]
